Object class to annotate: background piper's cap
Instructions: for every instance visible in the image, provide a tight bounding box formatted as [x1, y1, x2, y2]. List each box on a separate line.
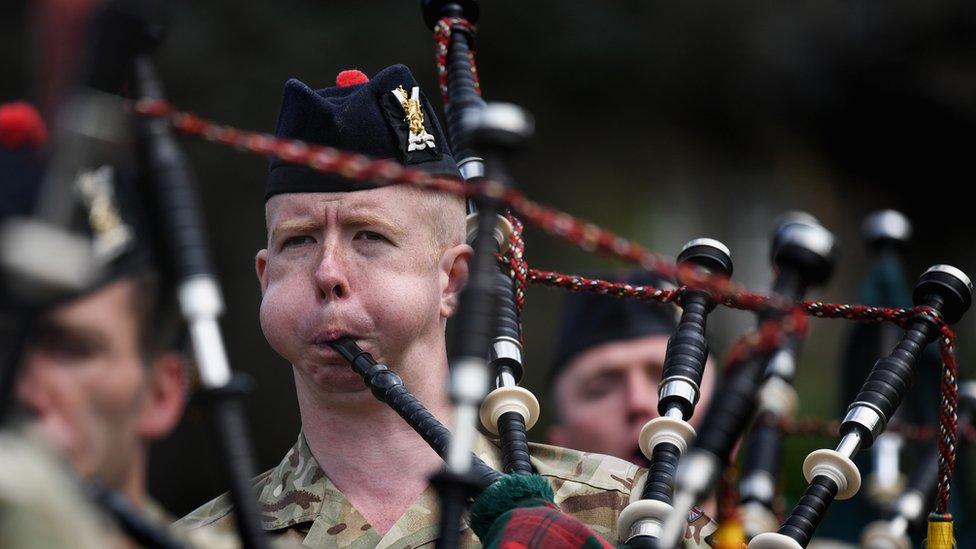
[266, 64, 461, 201]
[0, 102, 47, 220]
[548, 270, 678, 387]
[0, 100, 160, 305]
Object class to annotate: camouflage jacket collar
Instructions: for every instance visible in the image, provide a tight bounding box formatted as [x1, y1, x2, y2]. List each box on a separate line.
[256, 433, 329, 531]
[257, 432, 504, 546]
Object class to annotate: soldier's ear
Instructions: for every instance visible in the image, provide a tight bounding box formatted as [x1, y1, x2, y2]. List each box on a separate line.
[256, 249, 269, 294]
[137, 352, 187, 440]
[439, 243, 471, 318]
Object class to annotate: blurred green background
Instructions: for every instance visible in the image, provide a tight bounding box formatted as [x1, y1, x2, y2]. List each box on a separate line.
[3, 0, 975, 540]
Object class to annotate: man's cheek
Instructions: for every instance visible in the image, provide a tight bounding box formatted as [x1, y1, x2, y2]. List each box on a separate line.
[582, 398, 627, 433]
[260, 285, 301, 356]
[370, 278, 438, 334]
[567, 399, 612, 429]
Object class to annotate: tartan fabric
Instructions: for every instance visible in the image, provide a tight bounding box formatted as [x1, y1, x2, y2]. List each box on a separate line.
[481, 499, 616, 549]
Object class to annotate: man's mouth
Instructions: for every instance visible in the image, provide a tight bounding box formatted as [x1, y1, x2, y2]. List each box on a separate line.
[311, 343, 344, 363]
[312, 331, 371, 364]
[314, 328, 360, 345]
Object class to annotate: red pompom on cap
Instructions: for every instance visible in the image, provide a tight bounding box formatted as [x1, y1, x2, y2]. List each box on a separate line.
[0, 101, 48, 150]
[336, 69, 369, 87]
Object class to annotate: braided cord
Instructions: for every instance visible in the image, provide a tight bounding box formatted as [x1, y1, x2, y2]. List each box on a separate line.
[130, 98, 962, 516]
[936, 324, 958, 514]
[433, 16, 481, 105]
[718, 461, 742, 524]
[501, 212, 527, 339]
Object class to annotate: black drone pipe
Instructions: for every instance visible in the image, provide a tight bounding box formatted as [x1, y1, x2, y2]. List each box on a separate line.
[422, 0, 485, 177]
[422, 0, 537, 477]
[653, 219, 837, 549]
[737, 217, 833, 540]
[860, 381, 976, 548]
[134, 57, 269, 549]
[431, 101, 534, 549]
[739, 402, 789, 536]
[618, 238, 733, 545]
[751, 265, 973, 549]
[434, 156, 503, 549]
[657, 240, 734, 421]
[860, 447, 938, 549]
[739, 223, 841, 539]
[475, 224, 535, 476]
[489, 267, 535, 476]
[423, 0, 537, 534]
[859, 211, 914, 508]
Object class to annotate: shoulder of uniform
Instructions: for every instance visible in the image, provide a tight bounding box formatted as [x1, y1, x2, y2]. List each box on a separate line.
[173, 468, 276, 530]
[172, 492, 235, 530]
[528, 441, 641, 494]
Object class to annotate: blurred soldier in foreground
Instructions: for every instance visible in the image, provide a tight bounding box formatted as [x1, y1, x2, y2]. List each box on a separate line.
[0, 101, 112, 549]
[0, 100, 208, 546]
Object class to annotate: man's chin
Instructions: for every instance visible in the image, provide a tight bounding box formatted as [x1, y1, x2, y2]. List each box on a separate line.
[296, 361, 371, 394]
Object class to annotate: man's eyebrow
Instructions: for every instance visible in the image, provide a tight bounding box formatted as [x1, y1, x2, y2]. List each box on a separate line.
[270, 219, 320, 240]
[344, 212, 405, 237]
[30, 318, 108, 349]
[581, 365, 627, 380]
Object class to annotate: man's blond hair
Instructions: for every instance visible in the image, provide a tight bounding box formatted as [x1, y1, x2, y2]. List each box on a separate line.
[402, 185, 466, 255]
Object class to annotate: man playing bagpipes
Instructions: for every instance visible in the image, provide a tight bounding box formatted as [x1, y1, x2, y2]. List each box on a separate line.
[175, 65, 677, 548]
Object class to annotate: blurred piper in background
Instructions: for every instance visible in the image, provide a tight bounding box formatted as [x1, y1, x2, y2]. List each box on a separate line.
[545, 269, 718, 543]
[547, 270, 716, 466]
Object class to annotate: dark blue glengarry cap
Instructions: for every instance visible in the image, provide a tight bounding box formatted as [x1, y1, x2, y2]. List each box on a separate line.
[0, 102, 47, 219]
[547, 270, 679, 387]
[266, 64, 461, 201]
[0, 101, 157, 305]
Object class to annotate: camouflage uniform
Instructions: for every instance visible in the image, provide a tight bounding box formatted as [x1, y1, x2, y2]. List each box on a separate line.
[0, 429, 247, 549]
[145, 498, 249, 549]
[176, 433, 716, 548]
[0, 431, 108, 549]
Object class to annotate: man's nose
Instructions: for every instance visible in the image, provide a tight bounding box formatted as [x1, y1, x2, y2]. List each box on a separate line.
[313, 247, 351, 301]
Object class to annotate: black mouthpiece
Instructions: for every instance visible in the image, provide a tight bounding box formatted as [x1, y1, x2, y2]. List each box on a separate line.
[328, 336, 364, 363]
[327, 337, 391, 397]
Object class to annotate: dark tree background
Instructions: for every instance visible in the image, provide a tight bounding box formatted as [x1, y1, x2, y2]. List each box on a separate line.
[3, 0, 975, 536]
